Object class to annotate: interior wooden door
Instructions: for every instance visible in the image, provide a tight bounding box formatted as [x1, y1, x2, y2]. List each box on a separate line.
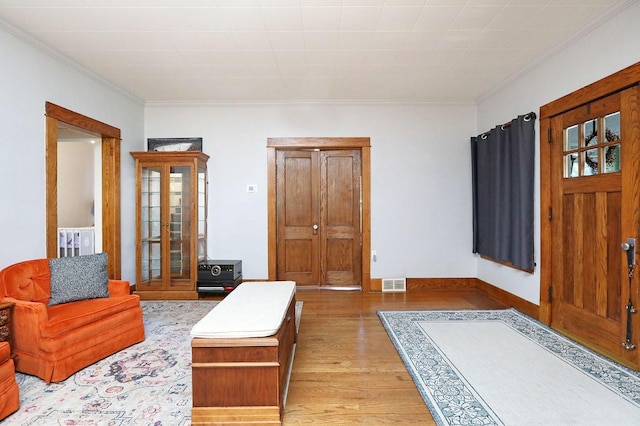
[321, 150, 362, 287]
[276, 150, 320, 285]
[276, 149, 361, 287]
[550, 87, 640, 367]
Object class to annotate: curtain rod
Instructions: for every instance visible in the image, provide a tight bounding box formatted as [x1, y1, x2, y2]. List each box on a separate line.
[479, 111, 537, 139]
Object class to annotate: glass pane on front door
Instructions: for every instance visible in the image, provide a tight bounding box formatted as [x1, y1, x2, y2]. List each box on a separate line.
[605, 112, 620, 141]
[563, 110, 621, 178]
[565, 124, 579, 150]
[583, 118, 598, 147]
[584, 149, 598, 176]
[605, 145, 621, 173]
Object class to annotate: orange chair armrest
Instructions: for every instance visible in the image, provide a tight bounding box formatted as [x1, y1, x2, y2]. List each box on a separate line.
[0, 342, 9, 362]
[2, 297, 47, 321]
[3, 297, 48, 353]
[108, 279, 132, 297]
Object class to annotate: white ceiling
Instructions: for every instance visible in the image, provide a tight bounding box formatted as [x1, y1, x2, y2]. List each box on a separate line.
[0, 0, 631, 103]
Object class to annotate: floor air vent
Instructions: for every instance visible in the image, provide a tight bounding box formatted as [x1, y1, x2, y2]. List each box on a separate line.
[382, 278, 406, 293]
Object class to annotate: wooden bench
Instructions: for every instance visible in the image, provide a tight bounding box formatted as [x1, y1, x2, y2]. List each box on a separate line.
[190, 281, 297, 425]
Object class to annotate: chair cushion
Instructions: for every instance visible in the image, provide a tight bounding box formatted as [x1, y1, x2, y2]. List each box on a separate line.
[48, 253, 109, 306]
[190, 281, 296, 338]
[42, 295, 141, 340]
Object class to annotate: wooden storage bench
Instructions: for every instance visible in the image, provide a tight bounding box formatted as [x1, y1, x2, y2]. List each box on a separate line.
[190, 281, 297, 425]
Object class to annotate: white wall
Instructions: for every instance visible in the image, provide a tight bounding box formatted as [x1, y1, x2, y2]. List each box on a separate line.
[145, 102, 478, 280]
[7, 2, 636, 293]
[58, 142, 95, 228]
[0, 27, 145, 280]
[476, 2, 640, 304]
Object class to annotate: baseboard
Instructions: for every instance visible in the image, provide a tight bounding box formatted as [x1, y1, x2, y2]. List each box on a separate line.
[239, 277, 541, 319]
[407, 277, 477, 290]
[371, 277, 540, 320]
[474, 279, 540, 320]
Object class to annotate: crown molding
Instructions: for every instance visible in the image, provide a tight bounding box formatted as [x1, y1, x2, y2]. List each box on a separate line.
[0, 17, 143, 105]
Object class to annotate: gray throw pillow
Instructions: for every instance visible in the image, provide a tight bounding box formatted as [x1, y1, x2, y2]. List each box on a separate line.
[48, 252, 110, 306]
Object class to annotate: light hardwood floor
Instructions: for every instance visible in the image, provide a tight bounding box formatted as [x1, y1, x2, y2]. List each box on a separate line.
[284, 289, 508, 424]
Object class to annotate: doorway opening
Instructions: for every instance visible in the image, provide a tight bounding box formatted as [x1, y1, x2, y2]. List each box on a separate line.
[45, 102, 122, 279]
[57, 123, 102, 257]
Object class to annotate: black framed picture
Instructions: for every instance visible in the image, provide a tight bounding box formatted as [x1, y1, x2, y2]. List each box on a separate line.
[147, 137, 203, 152]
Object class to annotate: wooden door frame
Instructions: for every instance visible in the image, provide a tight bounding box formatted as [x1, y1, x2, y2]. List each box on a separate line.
[45, 102, 122, 279]
[539, 62, 640, 325]
[267, 137, 371, 291]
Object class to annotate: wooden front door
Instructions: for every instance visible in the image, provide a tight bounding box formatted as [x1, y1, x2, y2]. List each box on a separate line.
[276, 149, 362, 287]
[549, 86, 640, 367]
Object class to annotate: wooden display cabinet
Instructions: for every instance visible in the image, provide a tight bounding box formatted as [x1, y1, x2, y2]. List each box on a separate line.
[131, 151, 208, 299]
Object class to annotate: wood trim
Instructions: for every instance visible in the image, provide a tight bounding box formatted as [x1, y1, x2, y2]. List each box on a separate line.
[102, 137, 121, 278]
[620, 85, 640, 368]
[129, 151, 209, 163]
[406, 278, 476, 291]
[191, 407, 281, 425]
[132, 290, 199, 300]
[45, 116, 58, 258]
[475, 279, 540, 320]
[370, 278, 382, 292]
[267, 147, 277, 281]
[46, 102, 120, 139]
[540, 62, 640, 119]
[268, 137, 370, 149]
[538, 116, 552, 325]
[267, 137, 372, 291]
[45, 102, 122, 279]
[373, 277, 540, 319]
[361, 146, 371, 291]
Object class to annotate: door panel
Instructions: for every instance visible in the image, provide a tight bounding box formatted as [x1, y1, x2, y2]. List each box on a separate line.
[276, 149, 361, 287]
[322, 150, 361, 286]
[276, 151, 320, 285]
[551, 89, 636, 364]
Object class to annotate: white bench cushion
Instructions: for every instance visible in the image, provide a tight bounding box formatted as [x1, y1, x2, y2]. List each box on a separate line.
[190, 281, 296, 339]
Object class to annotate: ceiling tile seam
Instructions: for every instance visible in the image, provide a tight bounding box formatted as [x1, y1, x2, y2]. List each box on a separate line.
[254, 6, 285, 85]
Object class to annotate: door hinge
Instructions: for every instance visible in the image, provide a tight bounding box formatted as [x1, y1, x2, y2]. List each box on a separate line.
[548, 207, 553, 221]
[547, 128, 552, 143]
[548, 285, 553, 302]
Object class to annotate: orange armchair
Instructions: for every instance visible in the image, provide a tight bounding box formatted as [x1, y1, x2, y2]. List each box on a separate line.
[0, 258, 145, 383]
[0, 342, 18, 420]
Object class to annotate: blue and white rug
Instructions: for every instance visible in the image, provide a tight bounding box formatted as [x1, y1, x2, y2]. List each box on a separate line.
[378, 308, 640, 426]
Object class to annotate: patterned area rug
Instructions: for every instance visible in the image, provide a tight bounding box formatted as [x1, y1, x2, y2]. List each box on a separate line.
[378, 308, 640, 426]
[11, 300, 301, 425]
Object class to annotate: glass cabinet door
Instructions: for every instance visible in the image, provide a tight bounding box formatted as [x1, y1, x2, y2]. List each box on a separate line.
[169, 166, 191, 280]
[197, 166, 207, 262]
[141, 167, 162, 283]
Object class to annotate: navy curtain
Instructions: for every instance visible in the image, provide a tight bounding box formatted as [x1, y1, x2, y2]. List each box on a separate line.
[471, 113, 536, 271]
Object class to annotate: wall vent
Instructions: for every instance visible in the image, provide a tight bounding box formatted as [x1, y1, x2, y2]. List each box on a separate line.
[382, 278, 406, 293]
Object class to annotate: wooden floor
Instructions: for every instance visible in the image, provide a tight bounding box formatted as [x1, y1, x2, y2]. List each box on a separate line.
[283, 288, 508, 424]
